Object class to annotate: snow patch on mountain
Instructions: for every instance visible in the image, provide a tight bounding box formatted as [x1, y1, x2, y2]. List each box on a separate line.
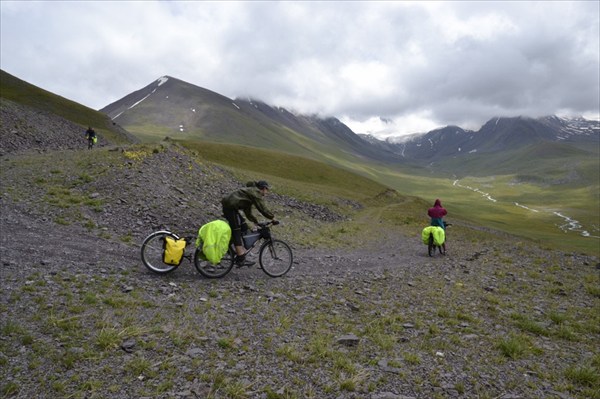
[157, 76, 169, 86]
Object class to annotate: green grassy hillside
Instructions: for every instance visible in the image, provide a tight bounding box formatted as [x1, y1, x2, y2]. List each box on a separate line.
[0, 69, 133, 145]
[182, 141, 389, 198]
[433, 141, 599, 179]
[364, 164, 599, 256]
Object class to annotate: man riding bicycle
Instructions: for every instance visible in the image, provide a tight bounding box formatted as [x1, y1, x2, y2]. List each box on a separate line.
[221, 180, 277, 266]
[85, 127, 97, 149]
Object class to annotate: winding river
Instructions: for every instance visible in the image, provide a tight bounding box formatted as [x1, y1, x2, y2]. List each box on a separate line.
[452, 180, 599, 239]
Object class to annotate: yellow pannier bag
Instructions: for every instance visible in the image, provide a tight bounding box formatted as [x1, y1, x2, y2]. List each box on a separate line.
[163, 236, 186, 266]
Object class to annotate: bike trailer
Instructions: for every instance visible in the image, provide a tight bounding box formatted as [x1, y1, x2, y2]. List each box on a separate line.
[163, 236, 186, 266]
[421, 226, 445, 246]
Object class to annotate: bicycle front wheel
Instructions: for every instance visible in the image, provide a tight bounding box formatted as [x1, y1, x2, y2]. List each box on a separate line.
[194, 247, 235, 278]
[259, 239, 293, 277]
[141, 231, 180, 274]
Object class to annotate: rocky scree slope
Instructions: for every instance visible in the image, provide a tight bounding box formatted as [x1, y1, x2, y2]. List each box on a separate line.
[0, 98, 135, 156]
[1, 103, 599, 399]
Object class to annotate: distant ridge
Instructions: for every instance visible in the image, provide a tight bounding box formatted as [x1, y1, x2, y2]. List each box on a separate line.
[101, 75, 403, 164]
[101, 75, 599, 171]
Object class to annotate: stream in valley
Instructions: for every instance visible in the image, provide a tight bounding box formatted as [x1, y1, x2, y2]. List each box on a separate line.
[452, 180, 599, 239]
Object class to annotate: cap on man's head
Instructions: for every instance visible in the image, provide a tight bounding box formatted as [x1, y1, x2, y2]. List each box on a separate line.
[256, 180, 270, 189]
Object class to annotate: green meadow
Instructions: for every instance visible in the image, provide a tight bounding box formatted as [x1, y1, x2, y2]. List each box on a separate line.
[182, 139, 599, 256]
[366, 166, 599, 256]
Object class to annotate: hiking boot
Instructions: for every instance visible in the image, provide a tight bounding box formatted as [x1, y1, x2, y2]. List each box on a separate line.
[235, 255, 255, 268]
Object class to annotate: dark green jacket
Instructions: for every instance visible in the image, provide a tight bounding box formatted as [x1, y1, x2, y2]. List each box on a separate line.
[221, 187, 274, 224]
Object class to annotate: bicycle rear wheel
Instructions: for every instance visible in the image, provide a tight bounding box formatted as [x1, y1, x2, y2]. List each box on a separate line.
[194, 247, 235, 278]
[259, 239, 293, 277]
[428, 234, 435, 257]
[141, 231, 181, 274]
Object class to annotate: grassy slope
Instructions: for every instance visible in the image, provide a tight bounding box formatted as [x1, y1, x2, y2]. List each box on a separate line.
[363, 163, 599, 256]
[0, 70, 130, 145]
[179, 140, 434, 249]
[182, 141, 388, 198]
[179, 139, 600, 256]
[434, 141, 599, 178]
[297, 139, 600, 256]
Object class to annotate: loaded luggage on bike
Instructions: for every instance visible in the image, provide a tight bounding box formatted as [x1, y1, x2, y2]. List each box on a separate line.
[195, 220, 231, 265]
[421, 221, 450, 257]
[162, 236, 186, 266]
[141, 219, 293, 278]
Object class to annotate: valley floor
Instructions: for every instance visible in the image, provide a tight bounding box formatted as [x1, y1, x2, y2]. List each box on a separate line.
[1, 197, 599, 399]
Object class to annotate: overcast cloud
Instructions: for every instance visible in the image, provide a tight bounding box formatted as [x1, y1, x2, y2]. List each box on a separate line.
[1, 1, 598, 137]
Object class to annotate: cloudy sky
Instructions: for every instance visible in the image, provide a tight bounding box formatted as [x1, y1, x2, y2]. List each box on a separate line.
[1, 1, 599, 137]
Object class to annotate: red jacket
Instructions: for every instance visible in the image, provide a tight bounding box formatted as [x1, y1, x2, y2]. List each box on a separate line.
[428, 199, 447, 219]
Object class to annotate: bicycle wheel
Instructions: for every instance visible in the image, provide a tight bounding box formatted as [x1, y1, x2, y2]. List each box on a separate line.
[439, 244, 446, 256]
[141, 231, 181, 274]
[194, 247, 235, 278]
[428, 234, 435, 257]
[259, 239, 293, 277]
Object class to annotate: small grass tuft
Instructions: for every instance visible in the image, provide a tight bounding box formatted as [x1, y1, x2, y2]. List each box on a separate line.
[496, 334, 530, 359]
[564, 364, 599, 388]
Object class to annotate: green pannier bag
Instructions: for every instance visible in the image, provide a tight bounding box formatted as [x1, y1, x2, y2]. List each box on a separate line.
[196, 220, 232, 265]
[421, 226, 445, 246]
[163, 236, 186, 266]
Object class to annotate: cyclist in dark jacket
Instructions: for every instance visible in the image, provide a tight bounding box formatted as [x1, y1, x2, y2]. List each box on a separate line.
[221, 180, 276, 265]
[85, 127, 97, 149]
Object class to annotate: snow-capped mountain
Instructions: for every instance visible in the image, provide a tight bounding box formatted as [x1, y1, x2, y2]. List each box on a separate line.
[360, 116, 599, 162]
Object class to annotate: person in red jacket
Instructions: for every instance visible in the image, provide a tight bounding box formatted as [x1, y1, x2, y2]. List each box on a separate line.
[428, 199, 448, 252]
[428, 199, 447, 228]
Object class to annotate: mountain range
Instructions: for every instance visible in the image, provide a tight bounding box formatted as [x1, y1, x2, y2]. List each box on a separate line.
[101, 75, 599, 175]
[362, 115, 599, 162]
